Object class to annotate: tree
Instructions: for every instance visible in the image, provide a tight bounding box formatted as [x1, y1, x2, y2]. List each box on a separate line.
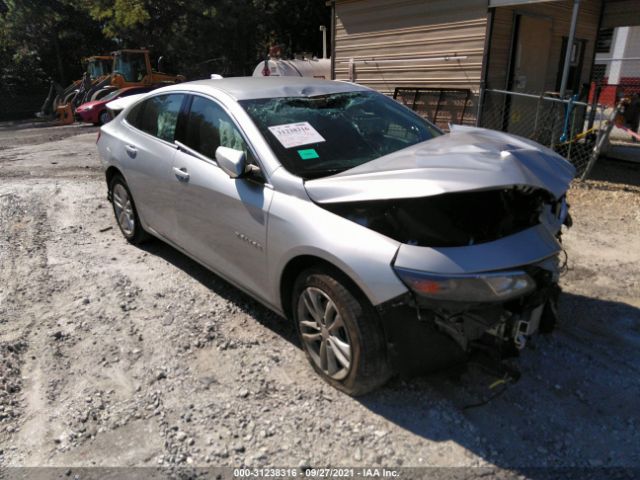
[79, 0, 330, 78]
[0, 0, 112, 91]
[0, 0, 331, 119]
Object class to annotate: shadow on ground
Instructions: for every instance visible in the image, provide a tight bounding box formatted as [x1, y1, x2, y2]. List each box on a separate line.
[358, 292, 640, 475]
[586, 156, 640, 187]
[140, 239, 640, 475]
[139, 239, 297, 345]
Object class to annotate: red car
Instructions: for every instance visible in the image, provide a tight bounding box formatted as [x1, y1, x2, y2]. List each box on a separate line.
[75, 87, 155, 125]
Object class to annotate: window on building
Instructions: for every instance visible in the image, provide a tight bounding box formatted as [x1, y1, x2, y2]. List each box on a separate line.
[596, 28, 614, 54]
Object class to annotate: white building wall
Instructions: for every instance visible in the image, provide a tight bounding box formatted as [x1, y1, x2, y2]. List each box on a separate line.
[595, 26, 640, 83]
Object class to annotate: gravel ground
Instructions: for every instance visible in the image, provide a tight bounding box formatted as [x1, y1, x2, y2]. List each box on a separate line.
[0, 122, 639, 478]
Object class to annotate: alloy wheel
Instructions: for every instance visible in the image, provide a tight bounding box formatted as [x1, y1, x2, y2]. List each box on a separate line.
[297, 287, 352, 380]
[99, 110, 111, 125]
[112, 183, 135, 236]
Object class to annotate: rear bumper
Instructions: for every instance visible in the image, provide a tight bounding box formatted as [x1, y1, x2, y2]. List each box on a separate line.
[376, 263, 560, 377]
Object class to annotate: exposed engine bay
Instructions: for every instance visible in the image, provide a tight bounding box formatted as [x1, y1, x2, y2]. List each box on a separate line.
[323, 186, 566, 247]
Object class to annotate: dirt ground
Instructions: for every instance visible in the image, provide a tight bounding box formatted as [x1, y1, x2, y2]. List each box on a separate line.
[0, 121, 639, 478]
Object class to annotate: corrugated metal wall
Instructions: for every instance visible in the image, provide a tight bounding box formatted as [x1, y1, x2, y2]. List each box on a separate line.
[486, 0, 603, 92]
[333, 0, 489, 95]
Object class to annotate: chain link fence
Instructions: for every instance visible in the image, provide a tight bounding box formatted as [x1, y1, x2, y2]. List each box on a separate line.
[390, 64, 640, 179]
[590, 57, 640, 150]
[393, 86, 619, 179]
[478, 89, 607, 177]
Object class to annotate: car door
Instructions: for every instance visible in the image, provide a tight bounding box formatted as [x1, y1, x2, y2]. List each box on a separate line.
[121, 93, 186, 239]
[170, 94, 273, 300]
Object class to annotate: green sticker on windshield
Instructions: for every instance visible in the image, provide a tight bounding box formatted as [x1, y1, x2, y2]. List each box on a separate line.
[298, 148, 319, 160]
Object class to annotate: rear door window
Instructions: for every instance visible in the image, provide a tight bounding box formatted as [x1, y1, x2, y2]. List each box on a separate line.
[181, 95, 250, 160]
[127, 94, 185, 142]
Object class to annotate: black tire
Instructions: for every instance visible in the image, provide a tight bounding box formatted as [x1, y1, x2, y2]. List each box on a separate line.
[109, 174, 150, 245]
[292, 267, 391, 396]
[98, 110, 111, 125]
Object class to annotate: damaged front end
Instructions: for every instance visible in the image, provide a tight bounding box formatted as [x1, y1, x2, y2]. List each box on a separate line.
[305, 126, 576, 379]
[380, 259, 562, 378]
[325, 188, 570, 379]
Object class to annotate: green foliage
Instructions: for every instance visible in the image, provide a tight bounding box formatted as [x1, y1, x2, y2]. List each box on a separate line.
[0, 0, 329, 106]
[2, 47, 47, 91]
[0, 0, 115, 91]
[86, 0, 151, 40]
[78, 0, 329, 77]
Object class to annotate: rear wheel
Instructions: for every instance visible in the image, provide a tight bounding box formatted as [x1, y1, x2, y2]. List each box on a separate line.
[109, 175, 149, 245]
[292, 267, 391, 396]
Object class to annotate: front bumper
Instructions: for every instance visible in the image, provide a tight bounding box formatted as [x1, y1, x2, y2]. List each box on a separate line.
[376, 262, 560, 377]
[75, 109, 98, 124]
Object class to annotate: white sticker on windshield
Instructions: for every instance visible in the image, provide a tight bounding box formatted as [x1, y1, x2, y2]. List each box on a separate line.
[267, 122, 326, 149]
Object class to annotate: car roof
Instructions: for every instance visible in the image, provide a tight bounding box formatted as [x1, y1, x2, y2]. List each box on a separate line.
[152, 76, 370, 101]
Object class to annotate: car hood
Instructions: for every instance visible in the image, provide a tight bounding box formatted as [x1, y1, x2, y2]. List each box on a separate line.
[304, 125, 576, 203]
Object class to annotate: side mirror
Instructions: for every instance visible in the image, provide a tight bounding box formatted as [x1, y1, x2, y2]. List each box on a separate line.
[215, 146, 246, 178]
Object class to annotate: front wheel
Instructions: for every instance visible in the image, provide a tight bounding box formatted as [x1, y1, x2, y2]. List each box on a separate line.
[98, 110, 111, 125]
[292, 267, 391, 396]
[110, 175, 150, 245]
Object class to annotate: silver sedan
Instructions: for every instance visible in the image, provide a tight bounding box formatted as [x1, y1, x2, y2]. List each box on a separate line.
[97, 77, 574, 395]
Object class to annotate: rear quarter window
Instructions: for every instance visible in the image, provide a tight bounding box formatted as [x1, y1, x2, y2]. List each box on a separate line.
[125, 101, 145, 129]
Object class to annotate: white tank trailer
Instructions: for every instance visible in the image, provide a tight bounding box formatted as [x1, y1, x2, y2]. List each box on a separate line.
[252, 58, 331, 79]
[253, 26, 330, 79]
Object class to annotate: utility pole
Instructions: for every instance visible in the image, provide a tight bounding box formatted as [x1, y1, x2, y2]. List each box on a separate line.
[559, 0, 581, 99]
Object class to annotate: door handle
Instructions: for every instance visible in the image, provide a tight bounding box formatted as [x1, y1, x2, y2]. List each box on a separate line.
[125, 144, 137, 157]
[173, 167, 190, 182]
